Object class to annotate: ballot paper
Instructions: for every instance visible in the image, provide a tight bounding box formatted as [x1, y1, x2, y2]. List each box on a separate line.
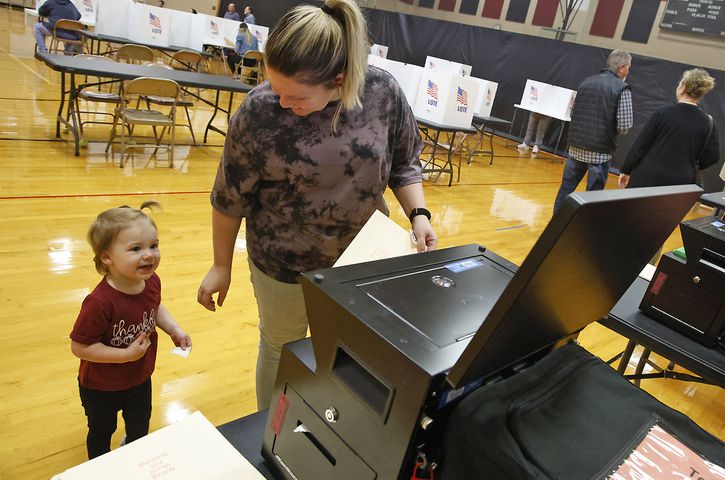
[51, 411, 264, 480]
[170, 345, 191, 358]
[334, 210, 418, 267]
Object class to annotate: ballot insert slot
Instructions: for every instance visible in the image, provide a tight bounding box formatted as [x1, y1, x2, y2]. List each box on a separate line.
[699, 248, 725, 274]
[332, 344, 393, 420]
[295, 420, 336, 466]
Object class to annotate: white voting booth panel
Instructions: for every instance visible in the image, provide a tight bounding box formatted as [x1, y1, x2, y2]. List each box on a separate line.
[370, 44, 388, 58]
[50, 411, 265, 480]
[96, 0, 132, 38]
[247, 24, 269, 52]
[168, 10, 203, 51]
[470, 77, 499, 118]
[127, 3, 171, 48]
[413, 70, 478, 128]
[366, 56, 423, 109]
[200, 14, 229, 48]
[72, 0, 97, 26]
[424, 55, 472, 77]
[518, 79, 576, 121]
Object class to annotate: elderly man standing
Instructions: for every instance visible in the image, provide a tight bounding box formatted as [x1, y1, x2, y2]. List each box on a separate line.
[553, 50, 633, 213]
[34, 0, 82, 54]
[224, 3, 241, 21]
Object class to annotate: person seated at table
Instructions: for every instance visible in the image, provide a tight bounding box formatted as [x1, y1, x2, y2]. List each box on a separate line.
[226, 23, 259, 78]
[34, 0, 82, 55]
[517, 112, 551, 155]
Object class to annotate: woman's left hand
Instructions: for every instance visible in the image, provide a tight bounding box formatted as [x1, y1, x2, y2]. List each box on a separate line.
[618, 174, 630, 188]
[411, 216, 437, 253]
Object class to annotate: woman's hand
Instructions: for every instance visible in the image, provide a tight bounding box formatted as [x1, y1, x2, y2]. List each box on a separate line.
[412, 216, 438, 252]
[197, 265, 232, 311]
[618, 174, 630, 188]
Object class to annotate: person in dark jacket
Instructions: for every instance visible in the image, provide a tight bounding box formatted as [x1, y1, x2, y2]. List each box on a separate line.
[553, 50, 633, 213]
[34, 0, 82, 54]
[618, 68, 719, 189]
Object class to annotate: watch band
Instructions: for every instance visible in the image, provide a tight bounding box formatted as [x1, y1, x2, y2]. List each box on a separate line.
[409, 207, 431, 222]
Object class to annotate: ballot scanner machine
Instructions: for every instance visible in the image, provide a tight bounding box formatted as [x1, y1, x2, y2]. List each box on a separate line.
[262, 185, 702, 480]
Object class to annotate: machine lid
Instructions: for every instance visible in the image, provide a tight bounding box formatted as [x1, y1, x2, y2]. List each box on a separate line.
[446, 184, 703, 388]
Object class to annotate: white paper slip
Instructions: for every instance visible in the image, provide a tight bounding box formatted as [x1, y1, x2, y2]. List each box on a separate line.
[639, 263, 656, 281]
[334, 209, 418, 267]
[52, 411, 264, 480]
[170, 345, 191, 358]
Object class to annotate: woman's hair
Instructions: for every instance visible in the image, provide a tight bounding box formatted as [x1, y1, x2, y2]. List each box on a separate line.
[679, 68, 716, 100]
[87, 201, 161, 275]
[239, 22, 252, 45]
[264, 0, 368, 114]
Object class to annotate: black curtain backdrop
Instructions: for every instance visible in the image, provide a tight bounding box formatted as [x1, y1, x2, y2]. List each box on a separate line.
[242, 2, 725, 191]
[365, 8, 725, 192]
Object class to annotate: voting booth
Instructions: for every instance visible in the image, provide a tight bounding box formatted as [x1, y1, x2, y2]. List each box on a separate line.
[247, 24, 269, 52]
[469, 77, 498, 118]
[413, 70, 479, 128]
[168, 10, 203, 52]
[73, 0, 97, 27]
[127, 3, 171, 48]
[424, 55, 472, 77]
[370, 44, 388, 58]
[517, 79, 576, 121]
[96, 0, 132, 38]
[367, 56, 424, 109]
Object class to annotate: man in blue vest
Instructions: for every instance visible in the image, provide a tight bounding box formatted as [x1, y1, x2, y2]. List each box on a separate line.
[553, 50, 633, 213]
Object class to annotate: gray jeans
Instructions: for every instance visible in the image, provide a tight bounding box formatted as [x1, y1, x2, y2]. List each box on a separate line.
[248, 258, 308, 411]
[34, 22, 81, 54]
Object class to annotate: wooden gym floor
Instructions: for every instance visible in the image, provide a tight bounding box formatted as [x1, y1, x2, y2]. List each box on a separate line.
[0, 8, 721, 480]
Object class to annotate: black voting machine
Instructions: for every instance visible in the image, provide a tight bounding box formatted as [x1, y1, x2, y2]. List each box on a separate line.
[261, 185, 703, 480]
[641, 213, 725, 348]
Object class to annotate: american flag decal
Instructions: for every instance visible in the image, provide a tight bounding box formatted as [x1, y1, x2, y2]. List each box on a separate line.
[427, 80, 439, 100]
[211, 20, 219, 34]
[149, 13, 161, 28]
[530, 85, 538, 101]
[457, 86, 468, 106]
[83, 0, 92, 8]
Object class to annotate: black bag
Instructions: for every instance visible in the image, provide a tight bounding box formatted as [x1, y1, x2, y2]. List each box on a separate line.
[441, 343, 725, 479]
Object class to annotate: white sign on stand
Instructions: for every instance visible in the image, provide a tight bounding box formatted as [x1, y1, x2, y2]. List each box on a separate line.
[370, 44, 388, 58]
[517, 79, 576, 121]
[127, 3, 171, 48]
[96, 0, 132, 38]
[72, 0, 97, 26]
[469, 77, 499, 118]
[413, 70, 479, 128]
[424, 55, 472, 76]
[168, 9, 203, 51]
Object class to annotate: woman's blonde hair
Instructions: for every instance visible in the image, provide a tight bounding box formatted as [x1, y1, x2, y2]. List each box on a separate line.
[87, 201, 160, 275]
[239, 22, 252, 45]
[264, 0, 368, 120]
[679, 68, 715, 100]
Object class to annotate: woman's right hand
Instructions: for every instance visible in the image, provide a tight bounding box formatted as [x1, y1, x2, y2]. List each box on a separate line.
[197, 265, 232, 312]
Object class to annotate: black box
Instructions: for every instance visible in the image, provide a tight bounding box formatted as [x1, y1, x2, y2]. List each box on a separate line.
[262, 186, 702, 480]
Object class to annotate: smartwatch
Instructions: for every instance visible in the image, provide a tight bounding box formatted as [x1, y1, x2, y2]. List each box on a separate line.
[409, 207, 431, 223]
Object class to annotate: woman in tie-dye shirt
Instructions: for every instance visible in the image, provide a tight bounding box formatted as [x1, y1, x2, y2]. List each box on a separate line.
[197, 0, 437, 410]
